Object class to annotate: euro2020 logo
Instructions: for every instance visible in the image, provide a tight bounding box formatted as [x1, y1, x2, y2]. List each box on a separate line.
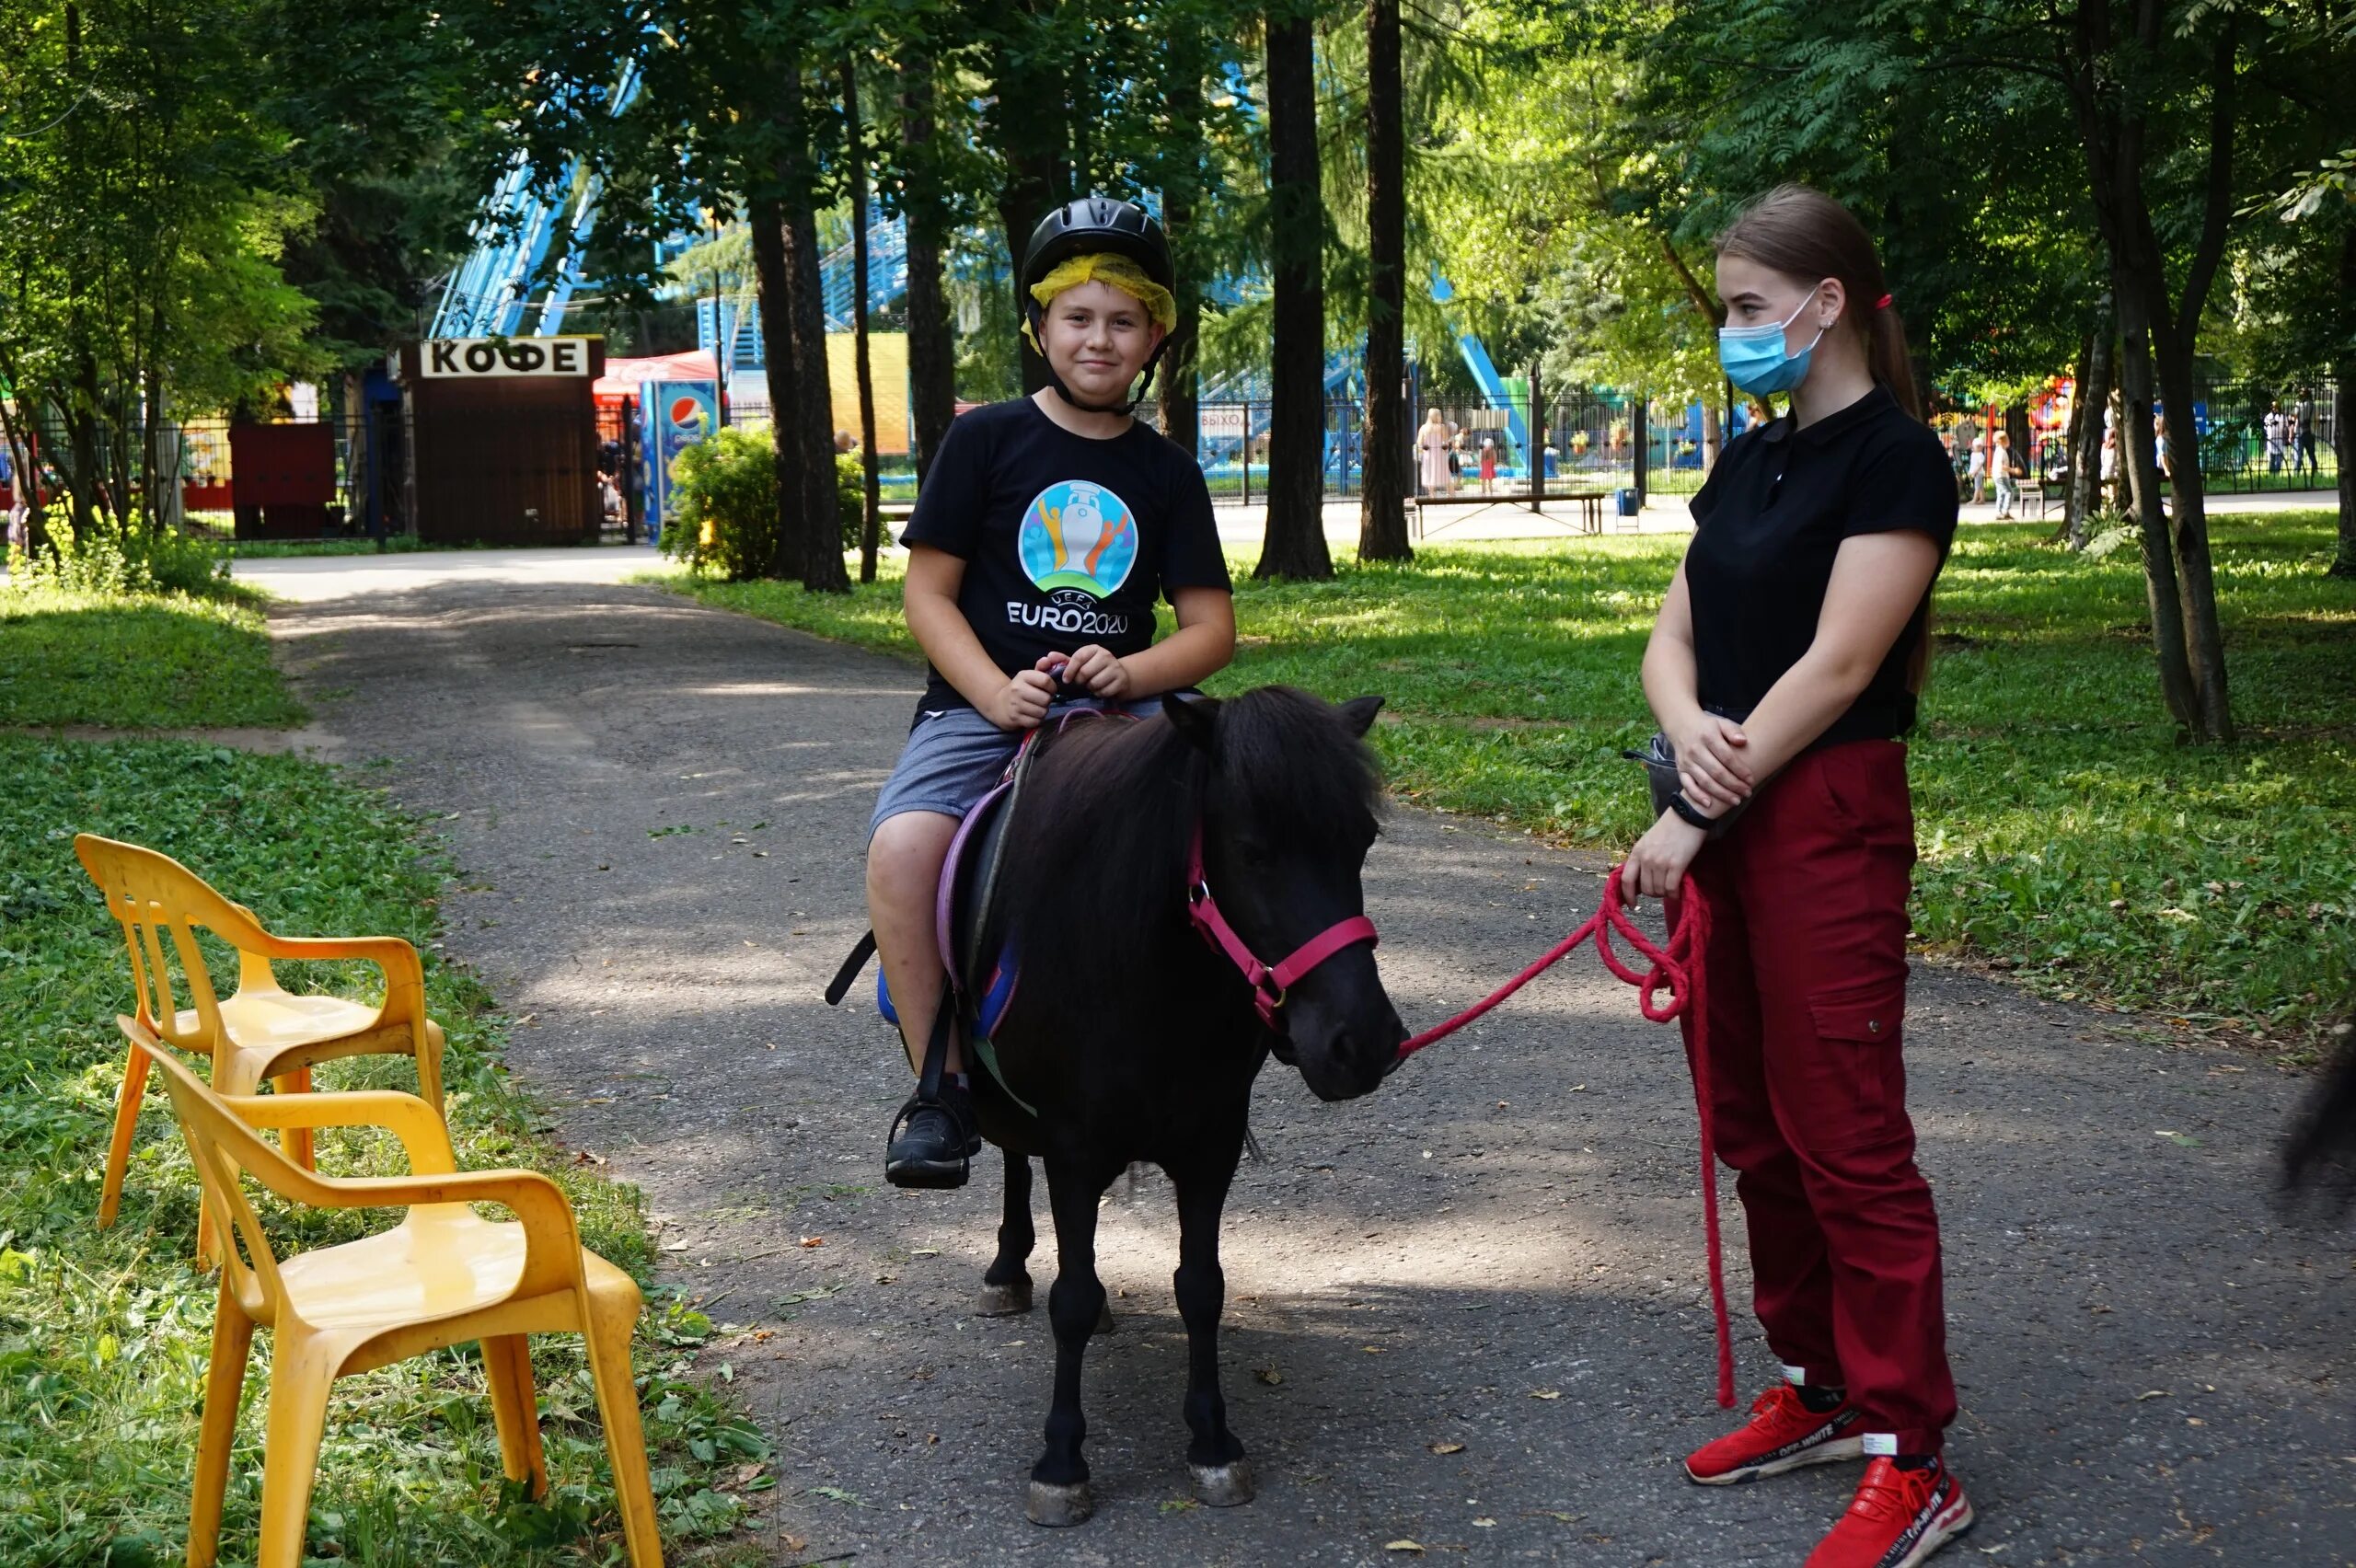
[1018, 480, 1138, 600]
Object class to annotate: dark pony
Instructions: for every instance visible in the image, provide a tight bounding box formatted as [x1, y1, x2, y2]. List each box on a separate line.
[966, 685, 1404, 1526]
[2283, 1011, 2356, 1215]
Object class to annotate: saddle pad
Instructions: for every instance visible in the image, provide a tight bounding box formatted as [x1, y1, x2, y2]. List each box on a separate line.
[873, 776, 1022, 1037]
[877, 950, 1019, 1040]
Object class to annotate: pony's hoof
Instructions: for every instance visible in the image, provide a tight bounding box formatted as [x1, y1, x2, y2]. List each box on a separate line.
[1026, 1480, 1093, 1527]
[975, 1278, 1032, 1316]
[1189, 1458, 1255, 1507]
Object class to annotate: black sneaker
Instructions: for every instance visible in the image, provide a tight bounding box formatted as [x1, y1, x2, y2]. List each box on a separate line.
[885, 1083, 981, 1189]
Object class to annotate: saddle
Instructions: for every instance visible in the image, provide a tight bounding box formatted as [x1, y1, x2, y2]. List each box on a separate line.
[829, 710, 1126, 1114]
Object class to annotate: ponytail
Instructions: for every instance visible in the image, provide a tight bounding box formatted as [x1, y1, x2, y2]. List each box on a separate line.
[1865, 297, 1923, 421]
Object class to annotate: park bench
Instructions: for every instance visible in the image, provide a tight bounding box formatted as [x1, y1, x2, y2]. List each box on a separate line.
[1412, 486, 1612, 539]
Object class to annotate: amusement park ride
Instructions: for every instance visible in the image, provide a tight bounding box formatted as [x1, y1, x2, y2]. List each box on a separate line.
[424, 68, 1526, 471]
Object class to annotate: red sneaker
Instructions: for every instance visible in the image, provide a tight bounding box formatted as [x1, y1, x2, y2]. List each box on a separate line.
[1805, 1456, 1974, 1568]
[1683, 1382, 1865, 1485]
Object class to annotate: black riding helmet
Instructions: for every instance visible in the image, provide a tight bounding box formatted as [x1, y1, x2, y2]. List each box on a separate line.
[1021, 195, 1175, 415]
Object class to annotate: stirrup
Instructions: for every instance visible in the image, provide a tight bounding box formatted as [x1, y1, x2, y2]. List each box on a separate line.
[885, 1090, 979, 1190]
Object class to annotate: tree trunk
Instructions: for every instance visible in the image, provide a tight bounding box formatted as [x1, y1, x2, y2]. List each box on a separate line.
[2136, 16, 2237, 741]
[2331, 230, 2356, 578]
[2149, 327, 2232, 739]
[1159, 33, 1207, 462]
[1357, 0, 1410, 561]
[782, 190, 848, 592]
[2114, 316, 2198, 728]
[900, 49, 956, 480]
[2068, 313, 2114, 544]
[1256, 5, 1334, 581]
[751, 195, 808, 582]
[843, 59, 883, 584]
[986, 14, 1072, 397]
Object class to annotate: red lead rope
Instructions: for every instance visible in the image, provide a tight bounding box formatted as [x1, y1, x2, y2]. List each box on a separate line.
[1395, 869, 1735, 1409]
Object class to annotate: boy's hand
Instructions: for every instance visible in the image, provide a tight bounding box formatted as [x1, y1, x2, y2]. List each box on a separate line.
[985, 669, 1057, 732]
[1045, 645, 1132, 699]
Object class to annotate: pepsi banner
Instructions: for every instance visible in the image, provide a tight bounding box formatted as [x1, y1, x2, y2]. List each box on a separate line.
[642, 379, 721, 529]
[422, 337, 595, 378]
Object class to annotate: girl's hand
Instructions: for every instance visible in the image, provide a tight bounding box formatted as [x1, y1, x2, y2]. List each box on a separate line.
[1669, 712, 1752, 814]
[986, 669, 1057, 731]
[1046, 645, 1133, 698]
[1620, 811, 1709, 903]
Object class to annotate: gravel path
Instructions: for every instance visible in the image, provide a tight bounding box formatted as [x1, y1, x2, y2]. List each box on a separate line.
[260, 559, 2355, 1567]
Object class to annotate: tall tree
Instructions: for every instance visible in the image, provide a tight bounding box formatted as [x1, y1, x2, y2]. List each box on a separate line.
[842, 56, 883, 582]
[780, 71, 847, 593]
[2060, 0, 2237, 738]
[896, 44, 956, 479]
[1257, 1, 1334, 580]
[750, 197, 810, 582]
[1157, 19, 1212, 462]
[1357, 0, 1411, 560]
[976, 0, 1077, 394]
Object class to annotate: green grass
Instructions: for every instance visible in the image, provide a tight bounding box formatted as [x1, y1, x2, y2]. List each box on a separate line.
[643, 511, 2356, 1048]
[218, 535, 440, 559]
[0, 582, 307, 730]
[0, 740, 767, 1564]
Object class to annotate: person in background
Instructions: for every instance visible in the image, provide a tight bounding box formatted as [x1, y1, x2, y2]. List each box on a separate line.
[1964, 432, 1988, 505]
[1417, 409, 1451, 497]
[1990, 430, 2017, 519]
[1479, 434, 1498, 493]
[2099, 424, 2119, 509]
[2292, 389, 2319, 478]
[2154, 414, 2173, 486]
[2263, 402, 2287, 476]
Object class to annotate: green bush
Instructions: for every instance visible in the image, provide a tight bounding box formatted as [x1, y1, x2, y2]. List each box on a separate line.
[9, 506, 230, 599]
[657, 429, 871, 581]
[658, 426, 777, 580]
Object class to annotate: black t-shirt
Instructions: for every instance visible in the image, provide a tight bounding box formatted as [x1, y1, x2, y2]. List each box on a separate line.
[1684, 386, 1958, 748]
[900, 398, 1230, 720]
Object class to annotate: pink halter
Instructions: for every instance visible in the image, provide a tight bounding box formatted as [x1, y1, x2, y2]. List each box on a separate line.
[1185, 824, 1380, 1027]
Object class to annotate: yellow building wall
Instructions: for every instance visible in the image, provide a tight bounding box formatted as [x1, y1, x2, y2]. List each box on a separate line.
[826, 333, 911, 455]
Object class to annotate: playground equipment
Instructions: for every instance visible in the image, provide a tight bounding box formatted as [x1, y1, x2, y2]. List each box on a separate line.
[135, 1036, 664, 1568]
[73, 834, 448, 1262]
[1428, 270, 1530, 458]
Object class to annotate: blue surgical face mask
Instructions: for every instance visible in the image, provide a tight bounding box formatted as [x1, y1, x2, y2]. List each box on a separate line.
[1717, 289, 1830, 397]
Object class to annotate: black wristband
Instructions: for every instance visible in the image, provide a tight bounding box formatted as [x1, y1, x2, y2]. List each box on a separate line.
[1667, 791, 1716, 830]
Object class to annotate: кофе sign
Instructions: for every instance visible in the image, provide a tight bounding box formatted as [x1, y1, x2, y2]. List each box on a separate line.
[421, 337, 595, 377]
[398, 334, 606, 544]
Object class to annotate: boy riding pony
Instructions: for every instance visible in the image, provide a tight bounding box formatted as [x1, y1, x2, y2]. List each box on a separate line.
[866, 196, 1237, 1188]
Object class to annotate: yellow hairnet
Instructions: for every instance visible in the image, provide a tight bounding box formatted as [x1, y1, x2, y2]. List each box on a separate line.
[1022, 253, 1177, 352]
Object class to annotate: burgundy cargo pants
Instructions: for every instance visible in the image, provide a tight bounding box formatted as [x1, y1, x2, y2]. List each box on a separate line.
[1674, 739, 1958, 1453]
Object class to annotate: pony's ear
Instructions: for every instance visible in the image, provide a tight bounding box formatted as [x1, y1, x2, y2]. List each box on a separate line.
[1163, 691, 1218, 751]
[1335, 695, 1385, 737]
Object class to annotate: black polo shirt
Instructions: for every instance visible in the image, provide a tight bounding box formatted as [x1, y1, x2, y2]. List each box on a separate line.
[1684, 385, 1958, 748]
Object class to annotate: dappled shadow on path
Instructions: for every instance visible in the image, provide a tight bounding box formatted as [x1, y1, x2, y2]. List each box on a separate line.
[261, 573, 2354, 1568]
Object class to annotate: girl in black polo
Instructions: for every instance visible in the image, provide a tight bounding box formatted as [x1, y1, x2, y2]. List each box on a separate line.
[1620, 186, 1973, 1568]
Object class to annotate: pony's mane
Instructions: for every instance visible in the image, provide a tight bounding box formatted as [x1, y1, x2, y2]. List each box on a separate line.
[991, 687, 1383, 971]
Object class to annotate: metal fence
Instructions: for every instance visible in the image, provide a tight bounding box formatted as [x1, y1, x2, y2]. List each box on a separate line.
[2182, 380, 2338, 495]
[1161, 390, 1734, 506]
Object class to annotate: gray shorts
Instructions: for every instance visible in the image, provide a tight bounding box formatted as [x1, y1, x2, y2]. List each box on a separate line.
[868, 698, 1172, 839]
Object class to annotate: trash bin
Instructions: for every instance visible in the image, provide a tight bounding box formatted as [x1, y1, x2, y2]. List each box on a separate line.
[1615, 487, 1640, 518]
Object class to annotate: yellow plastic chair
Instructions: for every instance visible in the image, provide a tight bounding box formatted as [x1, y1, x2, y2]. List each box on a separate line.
[133, 1030, 664, 1568]
[73, 833, 446, 1248]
